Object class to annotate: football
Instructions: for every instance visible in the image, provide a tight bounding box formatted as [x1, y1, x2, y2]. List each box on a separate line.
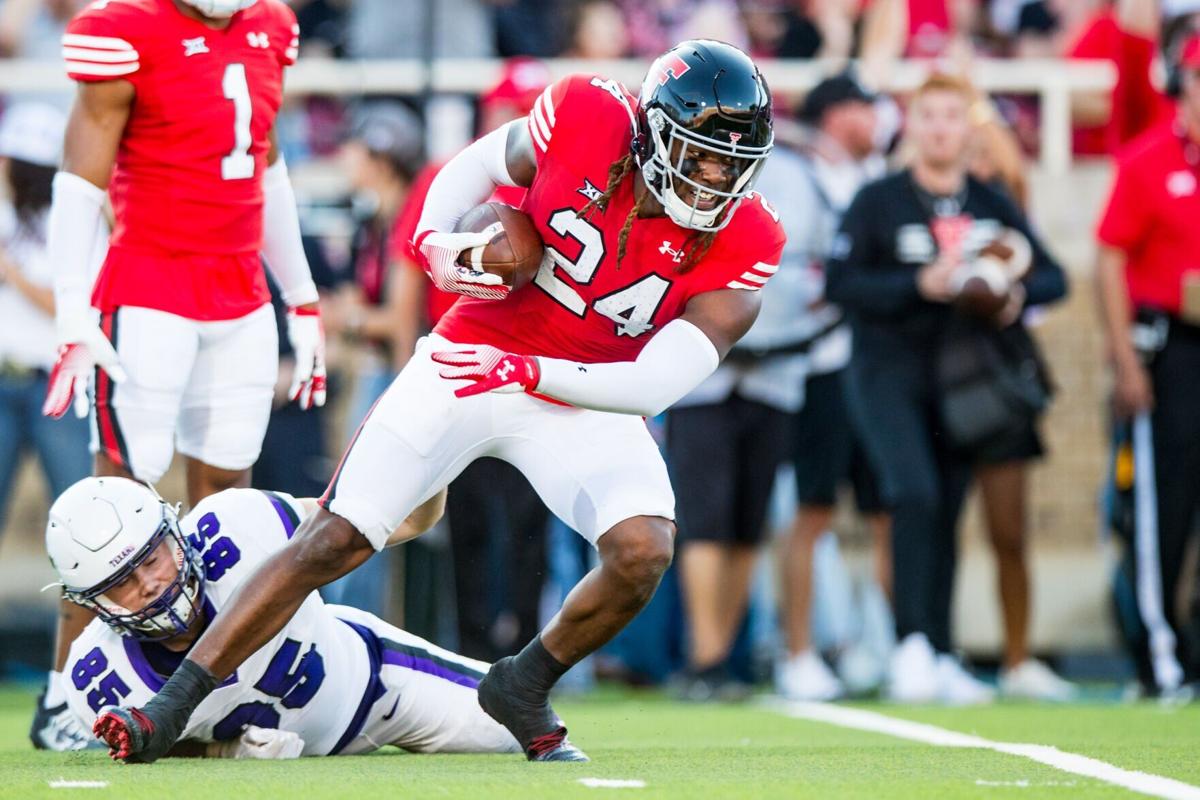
[453, 202, 544, 291]
[950, 229, 1032, 319]
[951, 255, 1011, 319]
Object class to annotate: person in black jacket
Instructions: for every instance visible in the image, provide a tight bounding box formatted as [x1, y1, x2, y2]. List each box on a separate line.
[826, 72, 1067, 705]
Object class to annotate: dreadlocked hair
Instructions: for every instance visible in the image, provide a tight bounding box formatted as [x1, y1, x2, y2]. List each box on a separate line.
[577, 152, 720, 273]
[678, 230, 717, 274]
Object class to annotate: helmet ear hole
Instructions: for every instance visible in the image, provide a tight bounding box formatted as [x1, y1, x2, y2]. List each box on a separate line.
[630, 133, 646, 160]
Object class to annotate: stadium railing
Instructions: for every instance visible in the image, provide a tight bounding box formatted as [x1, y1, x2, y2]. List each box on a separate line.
[0, 57, 1115, 174]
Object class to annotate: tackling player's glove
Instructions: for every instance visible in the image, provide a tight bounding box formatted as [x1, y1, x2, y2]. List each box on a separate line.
[42, 313, 127, 419]
[205, 726, 304, 760]
[414, 229, 511, 301]
[432, 345, 540, 397]
[286, 305, 327, 410]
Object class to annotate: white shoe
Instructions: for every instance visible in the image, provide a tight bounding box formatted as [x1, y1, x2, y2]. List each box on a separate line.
[777, 650, 844, 702]
[886, 633, 938, 703]
[936, 655, 996, 706]
[999, 659, 1077, 702]
[837, 642, 887, 696]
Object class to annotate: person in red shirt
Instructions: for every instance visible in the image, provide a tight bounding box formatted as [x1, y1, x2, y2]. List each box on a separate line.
[92, 40, 784, 765]
[1095, 34, 1200, 696]
[32, 0, 325, 749]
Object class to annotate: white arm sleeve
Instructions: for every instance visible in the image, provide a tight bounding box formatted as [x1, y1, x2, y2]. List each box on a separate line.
[261, 158, 319, 308]
[534, 319, 721, 417]
[415, 120, 519, 236]
[48, 172, 108, 323]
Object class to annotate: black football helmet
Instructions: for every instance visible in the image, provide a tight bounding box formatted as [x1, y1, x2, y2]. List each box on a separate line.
[635, 40, 773, 231]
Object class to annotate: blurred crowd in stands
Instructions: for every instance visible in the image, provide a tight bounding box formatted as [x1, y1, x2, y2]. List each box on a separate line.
[1, 0, 1200, 706]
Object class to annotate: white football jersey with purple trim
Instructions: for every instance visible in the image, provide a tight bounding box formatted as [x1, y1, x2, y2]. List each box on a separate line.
[63, 489, 377, 756]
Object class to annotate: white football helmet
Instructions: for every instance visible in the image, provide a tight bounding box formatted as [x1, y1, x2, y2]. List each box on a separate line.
[180, 0, 258, 19]
[46, 477, 204, 641]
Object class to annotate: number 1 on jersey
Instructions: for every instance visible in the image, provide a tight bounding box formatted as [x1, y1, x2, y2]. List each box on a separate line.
[222, 64, 254, 181]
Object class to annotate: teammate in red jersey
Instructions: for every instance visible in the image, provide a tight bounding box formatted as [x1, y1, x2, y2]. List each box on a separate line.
[31, 0, 324, 750]
[91, 40, 784, 765]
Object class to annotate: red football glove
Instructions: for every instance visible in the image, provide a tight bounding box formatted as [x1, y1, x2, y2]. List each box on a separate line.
[431, 346, 541, 398]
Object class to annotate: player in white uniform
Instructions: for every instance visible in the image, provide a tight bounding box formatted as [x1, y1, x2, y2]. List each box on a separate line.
[48, 477, 518, 758]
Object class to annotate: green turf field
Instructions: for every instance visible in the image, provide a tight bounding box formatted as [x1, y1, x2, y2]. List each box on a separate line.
[2, 684, 1197, 799]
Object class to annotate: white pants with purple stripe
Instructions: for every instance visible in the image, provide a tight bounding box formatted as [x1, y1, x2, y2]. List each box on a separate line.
[332, 606, 520, 756]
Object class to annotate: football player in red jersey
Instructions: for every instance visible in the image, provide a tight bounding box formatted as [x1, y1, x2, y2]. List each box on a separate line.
[31, 0, 324, 751]
[91, 40, 785, 764]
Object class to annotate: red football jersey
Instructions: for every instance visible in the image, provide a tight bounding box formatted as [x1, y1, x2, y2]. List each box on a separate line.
[64, 0, 298, 320]
[1096, 121, 1200, 316]
[435, 75, 787, 363]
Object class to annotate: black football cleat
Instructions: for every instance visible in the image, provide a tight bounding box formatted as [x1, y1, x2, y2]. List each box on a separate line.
[478, 657, 588, 762]
[526, 727, 590, 762]
[93, 706, 176, 763]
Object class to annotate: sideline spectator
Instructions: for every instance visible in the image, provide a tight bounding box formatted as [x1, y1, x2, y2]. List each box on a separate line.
[0, 103, 93, 536]
[966, 97, 1076, 701]
[1094, 35, 1200, 697]
[859, 0, 979, 62]
[561, 0, 630, 59]
[770, 75, 892, 703]
[740, 0, 857, 59]
[317, 102, 425, 618]
[495, 0, 563, 58]
[827, 72, 1066, 705]
[1016, 0, 1164, 156]
[619, 0, 750, 57]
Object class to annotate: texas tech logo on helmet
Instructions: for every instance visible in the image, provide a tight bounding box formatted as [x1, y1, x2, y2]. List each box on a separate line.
[650, 53, 691, 86]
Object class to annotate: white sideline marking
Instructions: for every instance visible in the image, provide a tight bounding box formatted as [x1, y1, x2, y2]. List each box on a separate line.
[976, 779, 1078, 787]
[578, 778, 646, 789]
[48, 780, 108, 789]
[778, 702, 1200, 800]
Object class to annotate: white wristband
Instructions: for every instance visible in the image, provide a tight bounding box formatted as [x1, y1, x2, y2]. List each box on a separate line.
[535, 319, 720, 417]
[262, 158, 319, 307]
[48, 172, 107, 318]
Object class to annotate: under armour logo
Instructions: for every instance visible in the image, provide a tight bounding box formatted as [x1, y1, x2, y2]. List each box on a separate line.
[246, 32, 270, 48]
[182, 37, 209, 57]
[577, 178, 603, 202]
[659, 240, 684, 263]
[497, 360, 515, 381]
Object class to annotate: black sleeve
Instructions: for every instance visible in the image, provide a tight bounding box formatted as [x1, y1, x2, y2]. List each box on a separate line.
[824, 187, 923, 316]
[993, 194, 1068, 308]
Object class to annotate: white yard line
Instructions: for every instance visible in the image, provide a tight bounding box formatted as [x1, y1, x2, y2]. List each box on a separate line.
[776, 701, 1200, 800]
[578, 778, 646, 789]
[47, 780, 108, 789]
